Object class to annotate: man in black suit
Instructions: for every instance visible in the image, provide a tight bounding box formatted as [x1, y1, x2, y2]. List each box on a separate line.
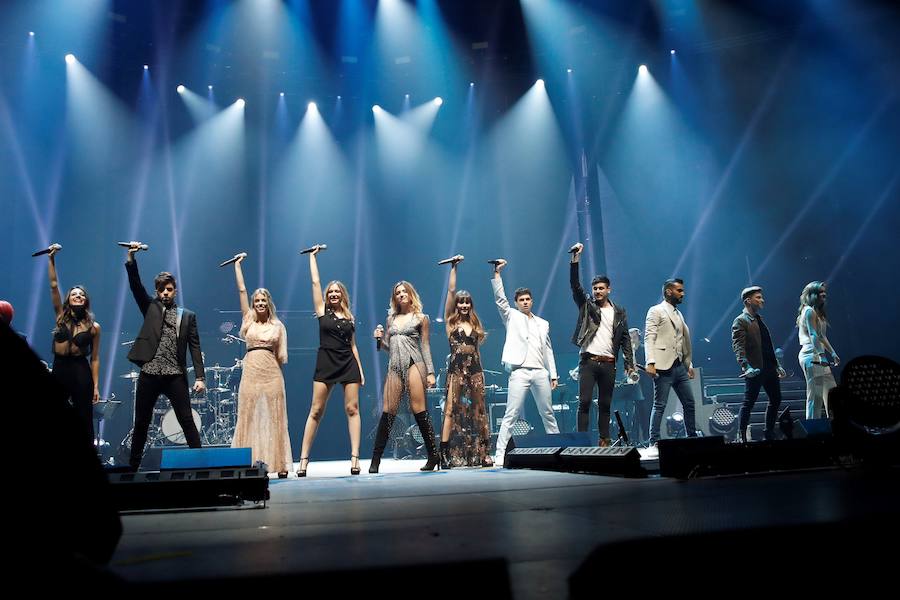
[125, 243, 205, 469]
[731, 285, 785, 442]
[569, 243, 635, 446]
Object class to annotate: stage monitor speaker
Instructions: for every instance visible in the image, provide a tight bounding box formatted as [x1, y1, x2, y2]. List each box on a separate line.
[161, 446, 253, 470]
[559, 446, 645, 478]
[107, 465, 270, 511]
[796, 418, 832, 439]
[658, 435, 726, 478]
[659, 436, 837, 478]
[504, 446, 564, 470]
[506, 431, 594, 453]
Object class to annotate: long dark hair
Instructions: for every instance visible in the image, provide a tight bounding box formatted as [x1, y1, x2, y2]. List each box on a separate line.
[796, 281, 827, 327]
[446, 290, 486, 342]
[56, 285, 95, 330]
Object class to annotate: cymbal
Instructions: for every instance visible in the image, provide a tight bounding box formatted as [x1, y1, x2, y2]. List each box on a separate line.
[120, 371, 140, 380]
[207, 387, 231, 393]
[206, 365, 235, 372]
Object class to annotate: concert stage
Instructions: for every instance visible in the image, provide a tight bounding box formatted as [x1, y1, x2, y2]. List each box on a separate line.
[108, 459, 898, 598]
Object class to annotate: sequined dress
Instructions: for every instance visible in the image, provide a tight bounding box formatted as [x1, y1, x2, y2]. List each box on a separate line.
[232, 313, 293, 473]
[444, 328, 491, 466]
[382, 313, 434, 414]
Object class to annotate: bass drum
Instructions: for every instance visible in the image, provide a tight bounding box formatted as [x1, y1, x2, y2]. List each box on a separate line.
[161, 408, 202, 444]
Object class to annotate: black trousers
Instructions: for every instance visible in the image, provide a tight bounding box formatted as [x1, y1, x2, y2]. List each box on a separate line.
[52, 354, 95, 447]
[130, 372, 201, 468]
[577, 359, 616, 439]
[739, 367, 783, 441]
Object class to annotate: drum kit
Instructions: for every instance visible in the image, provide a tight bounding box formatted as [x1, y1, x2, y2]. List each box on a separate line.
[118, 360, 243, 450]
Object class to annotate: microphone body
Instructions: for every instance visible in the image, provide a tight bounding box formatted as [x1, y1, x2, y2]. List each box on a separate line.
[32, 243, 62, 257]
[487, 259, 504, 266]
[219, 253, 247, 268]
[568, 243, 581, 254]
[437, 256, 462, 265]
[117, 242, 149, 251]
[300, 244, 327, 255]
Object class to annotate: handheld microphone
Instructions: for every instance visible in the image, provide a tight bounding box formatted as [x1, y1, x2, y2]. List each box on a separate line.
[437, 255, 463, 265]
[117, 241, 149, 251]
[32, 243, 62, 257]
[375, 325, 384, 350]
[487, 259, 504, 266]
[219, 252, 247, 268]
[300, 244, 327, 255]
[568, 243, 582, 254]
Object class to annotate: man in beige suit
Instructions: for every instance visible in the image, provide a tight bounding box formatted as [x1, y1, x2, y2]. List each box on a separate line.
[645, 278, 697, 454]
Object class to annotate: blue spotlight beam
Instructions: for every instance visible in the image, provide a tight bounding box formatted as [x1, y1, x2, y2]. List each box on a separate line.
[704, 96, 894, 343]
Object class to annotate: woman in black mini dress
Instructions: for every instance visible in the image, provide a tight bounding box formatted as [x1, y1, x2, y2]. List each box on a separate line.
[296, 245, 364, 476]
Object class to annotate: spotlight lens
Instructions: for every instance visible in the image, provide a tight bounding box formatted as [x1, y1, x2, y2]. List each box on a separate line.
[337, 95, 342, 99]
[236, 98, 245, 108]
[670, 49, 676, 55]
[65, 54, 75, 64]
[434, 97, 443, 106]
[279, 92, 285, 97]
[308, 101, 317, 110]
[567, 68, 572, 73]
[638, 65, 648, 74]
[405, 94, 410, 98]
[469, 82, 474, 86]
[29, 31, 35, 37]
[372, 104, 380, 112]
[536, 78, 545, 86]
[176, 84, 185, 94]
[208, 85, 213, 90]
[143, 64, 149, 70]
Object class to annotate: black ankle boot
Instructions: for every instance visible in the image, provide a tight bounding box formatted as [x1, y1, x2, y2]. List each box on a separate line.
[439, 441, 451, 470]
[369, 412, 395, 474]
[414, 411, 440, 471]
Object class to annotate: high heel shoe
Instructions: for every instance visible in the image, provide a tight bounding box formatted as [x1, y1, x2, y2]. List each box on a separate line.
[414, 411, 440, 472]
[439, 441, 452, 470]
[350, 455, 360, 475]
[369, 412, 396, 474]
[296, 456, 309, 478]
[277, 471, 289, 479]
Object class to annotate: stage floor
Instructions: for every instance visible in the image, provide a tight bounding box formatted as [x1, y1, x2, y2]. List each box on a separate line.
[108, 457, 899, 599]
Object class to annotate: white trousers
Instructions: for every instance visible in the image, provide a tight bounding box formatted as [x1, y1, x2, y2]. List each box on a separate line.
[799, 349, 836, 419]
[495, 367, 559, 464]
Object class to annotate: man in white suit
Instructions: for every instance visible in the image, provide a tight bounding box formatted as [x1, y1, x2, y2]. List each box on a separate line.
[491, 259, 560, 466]
[645, 278, 698, 454]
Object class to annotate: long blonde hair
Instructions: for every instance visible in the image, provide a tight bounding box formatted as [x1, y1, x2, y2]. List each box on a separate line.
[446, 290, 486, 342]
[324, 280, 354, 321]
[796, 281, 827, 327]
[249, 288, 281, 324]
[388, 280, 424, 317]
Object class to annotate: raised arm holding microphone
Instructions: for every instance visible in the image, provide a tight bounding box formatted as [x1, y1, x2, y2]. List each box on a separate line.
[44, 244, 102, 447]
[123, 241, 205, 470]
[227, 252, 293, 478]
[569, 242, 634, 447]
[491, 258, 559, 467]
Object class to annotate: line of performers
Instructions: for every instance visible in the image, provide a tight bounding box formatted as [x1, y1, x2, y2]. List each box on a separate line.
[35, 241, 839, 475]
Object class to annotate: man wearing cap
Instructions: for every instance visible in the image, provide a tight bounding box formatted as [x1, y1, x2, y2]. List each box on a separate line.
[731, 286, 785, 442]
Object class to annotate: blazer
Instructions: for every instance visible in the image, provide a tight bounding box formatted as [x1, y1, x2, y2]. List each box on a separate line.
[731, 308, 773, 371]
[644, 301, 692, 371]
[569, 261, 634, 370]
[125, 260, 205, 379]
[491, 276, 558, 380]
